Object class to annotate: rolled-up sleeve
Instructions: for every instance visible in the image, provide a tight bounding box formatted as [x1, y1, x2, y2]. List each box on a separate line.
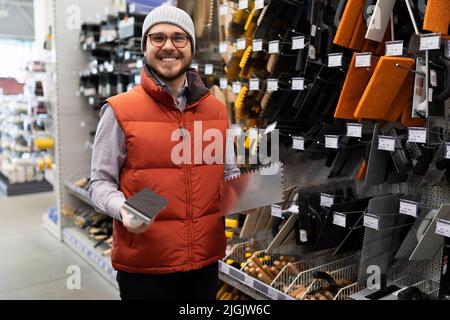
[88, 104, 126, 221]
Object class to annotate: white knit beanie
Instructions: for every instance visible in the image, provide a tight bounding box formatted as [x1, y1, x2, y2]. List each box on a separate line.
[141, 5, 196, 55]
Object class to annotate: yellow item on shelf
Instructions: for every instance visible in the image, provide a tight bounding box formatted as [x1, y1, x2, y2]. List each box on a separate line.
[34, 138, 54, 150]
[225, 218, 239, 228]
[36, 157, 45, 172]
[423, 0, 450, 36]
[225, 230, 234, 238]
[239, 45, 253, 69]
[44, 155, 53, 169]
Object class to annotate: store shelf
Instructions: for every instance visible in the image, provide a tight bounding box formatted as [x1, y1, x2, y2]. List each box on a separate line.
[42, 211, 61, 240]
[218, 261, 294, 300]
[62, 227, 118, 289]
[65, 181, 92, 206]
[0, 172, 53, 196]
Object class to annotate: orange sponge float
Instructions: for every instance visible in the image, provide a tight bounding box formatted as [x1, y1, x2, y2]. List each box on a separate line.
[423, 0, 450, 36]
[335, 53, 379, 120]
[354, 57, 415, 121]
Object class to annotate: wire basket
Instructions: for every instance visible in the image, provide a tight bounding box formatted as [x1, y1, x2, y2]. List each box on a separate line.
[224, 237, 273, 269]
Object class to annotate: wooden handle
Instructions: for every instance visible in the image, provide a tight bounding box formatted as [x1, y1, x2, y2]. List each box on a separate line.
[257, 272, 272, 285]
[286, 262, 300, 275]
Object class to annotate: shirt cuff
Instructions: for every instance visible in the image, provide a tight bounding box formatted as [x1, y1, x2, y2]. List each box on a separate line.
[107, 195, 126, 221]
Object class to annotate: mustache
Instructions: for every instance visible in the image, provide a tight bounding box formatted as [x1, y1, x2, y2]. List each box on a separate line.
[157, 51, 183, 59]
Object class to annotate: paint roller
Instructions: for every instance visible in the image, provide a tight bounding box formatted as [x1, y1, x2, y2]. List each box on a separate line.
[354, 56, 415, 121]
[423, 0, 450, 36]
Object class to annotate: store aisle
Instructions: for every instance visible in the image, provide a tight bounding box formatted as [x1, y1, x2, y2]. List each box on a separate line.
[0, 192, 119, 300]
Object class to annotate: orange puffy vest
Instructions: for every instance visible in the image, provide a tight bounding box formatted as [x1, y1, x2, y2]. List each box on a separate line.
[107, 66, 228, 274]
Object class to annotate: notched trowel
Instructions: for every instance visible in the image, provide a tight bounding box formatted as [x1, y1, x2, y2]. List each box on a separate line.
[220, 162, 284, 216]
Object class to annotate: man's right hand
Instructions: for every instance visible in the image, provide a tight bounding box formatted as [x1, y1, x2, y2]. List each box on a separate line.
[120, 207, 150, 234]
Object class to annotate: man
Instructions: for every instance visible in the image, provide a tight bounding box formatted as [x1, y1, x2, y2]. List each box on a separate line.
[89, 5, 240, 300]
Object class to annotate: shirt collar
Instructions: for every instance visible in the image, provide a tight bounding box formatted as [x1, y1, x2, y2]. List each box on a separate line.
[149, 68, 187, 98]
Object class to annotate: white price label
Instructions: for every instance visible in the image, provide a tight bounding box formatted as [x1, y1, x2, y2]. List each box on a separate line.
[364, 214, 379, 230]
[220, 78, 228, 89]
[267, 79, 278, 91]
[124, 51, 130, 60]
[445, 143, 450, 159]
[355, 53, 371, 67]
[311, 24, 317, 37]
[385, 40, 404, 56]
[328, 53, 343, 67]
[219, 3, 229, 16]
[333, 213, 346, 228]
[292, 136, 305, 150]
[244, 275, 254, 287]
[378, 136, 396, 151]
[268, 41, 279, 54]
[291, 77, 304, 91]
[292, 36, 305, 50]
[230, 126, 242, 136]
[255, 0, 265, 10]
[239, 0, 248, 10]
[264, 122, 277, 134]
[320, 193, 334, 208]
[237, 38, 246, 51]
[408, 127, 427, 144]
[249, 79, 260, 91]
[221, 262, 230, 274]
[88, 97, 94, 105]
[268, 287, 279, 300]
[232, 82, 242, 94]
[347, 123, 362, 138]
[271, 204, 282, 218]
[136, 60, 143, 68]
[253, 39, 263, 52]
[205, 64, 213, 75]
[248, 128, 258, 139]
[219, 42, 228, 53]
[436, 219, 450, 238]
[325, 135, 339, 149]
[420, 34, 441, 51]
[399, 200, 419, 218]
[191, 63, 199, 71]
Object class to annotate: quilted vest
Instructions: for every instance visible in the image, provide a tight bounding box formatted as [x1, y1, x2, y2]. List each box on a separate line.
[107, 66, 228, 274]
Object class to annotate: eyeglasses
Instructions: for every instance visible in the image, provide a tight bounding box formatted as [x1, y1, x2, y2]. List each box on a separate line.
[147, 33, 190, 48]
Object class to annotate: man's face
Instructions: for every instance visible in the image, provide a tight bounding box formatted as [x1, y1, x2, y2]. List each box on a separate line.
[144, 23, 192, 81]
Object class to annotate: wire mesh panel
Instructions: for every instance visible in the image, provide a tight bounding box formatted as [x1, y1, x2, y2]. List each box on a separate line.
[335, 283, 367, 300]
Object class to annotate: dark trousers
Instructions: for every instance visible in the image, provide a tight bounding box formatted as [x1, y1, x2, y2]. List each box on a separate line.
[116, 262, 219, 300]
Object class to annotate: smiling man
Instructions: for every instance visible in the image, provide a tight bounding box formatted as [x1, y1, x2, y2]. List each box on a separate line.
[89, 6, 240, 300]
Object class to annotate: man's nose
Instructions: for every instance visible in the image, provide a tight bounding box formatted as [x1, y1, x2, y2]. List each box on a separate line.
[161, 37, 176, 50]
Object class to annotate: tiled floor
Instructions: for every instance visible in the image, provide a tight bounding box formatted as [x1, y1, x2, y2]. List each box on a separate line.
[0, 192, 120, 300]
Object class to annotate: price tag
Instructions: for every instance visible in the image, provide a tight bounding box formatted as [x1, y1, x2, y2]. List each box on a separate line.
[325, 135, 339, 149]
[239, 0, 248, 10]
[244, 275, 254, 287]
[232, 82, 242, 94]
[252, 39, 263, 52]
[311, 24, 317, 37]
[328, 53, 343, 67]
[124, 51, 131, 60]
[268, 287, 279, 300]
[292, 136, 305, 150]
[378, 136, 396, 151]
[220, 261, 230, 274]
[436, 219, 450, 238]
[219, 3, 229, 16]
[219, 42, 228, 53]
[136, 60, 143, 68]
[205, 64, 213, 75]
[333, 212, 346, 228]
[249, 78, 260, 91]
[230, 125, 242, 136]
[264, 122, 277, 134]
[255, 0, 265, 10]
[292, 36, 305, 50]
[355, 52, 371, 67]
[399, 199, 419, 218]
[220, 78, 228, 89]
[320, 193, 334, 208]
[385, 40, 404, 56]
[445, 143, 450, 159]
[190, 63, 199, 71]
[291, 77, 304, 91]
[364, 214, 379, 230]
[267, 79, 278, 91]
[408, 127, 427, 144]
[420, 34, 441, 51]
[248, 128, 258, 139]
[268, 40, 279, 54]
[88, 97, 94, 105]
[236, 38, 246, 51]
[347, 123, 362, 138]
[271, 204, 282, 218]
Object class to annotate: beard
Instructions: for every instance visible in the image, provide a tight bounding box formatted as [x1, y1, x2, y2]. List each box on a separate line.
[145, 53, 192, 82]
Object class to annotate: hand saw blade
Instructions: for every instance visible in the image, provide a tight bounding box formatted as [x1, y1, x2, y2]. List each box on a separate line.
[220, 162, 284, 215]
